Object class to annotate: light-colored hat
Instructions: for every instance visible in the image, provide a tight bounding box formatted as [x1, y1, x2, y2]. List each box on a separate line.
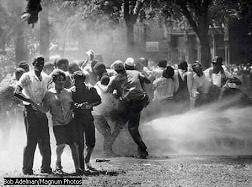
[125, 57, 135, 67]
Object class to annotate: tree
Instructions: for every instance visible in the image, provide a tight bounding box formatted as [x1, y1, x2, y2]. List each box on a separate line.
[0, 0, 28, 64]
[89, 0, 151, 51]
[156, 0, 241, 68]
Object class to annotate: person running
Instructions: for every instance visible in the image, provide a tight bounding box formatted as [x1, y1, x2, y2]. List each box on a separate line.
[71, 70, 101, 171]
[107, 60, 150, 159]
[42, 69, 80, 175]
[14, 56, 52, 175]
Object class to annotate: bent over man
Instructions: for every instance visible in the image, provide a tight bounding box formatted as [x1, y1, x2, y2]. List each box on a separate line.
[107, 60, 150, 159]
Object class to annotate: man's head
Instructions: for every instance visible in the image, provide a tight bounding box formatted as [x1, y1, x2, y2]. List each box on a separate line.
[125, 57, 135, 70]
[178, 61, 188, 72]
[158, 60, 167, 68]
[138, 57, 148, 67]
[15, 68, 25, 81]
[43, 61, 54, 75]
[18, 60, 30, 72]
[192, 61, 203, 76]
[112, 60, 125, 74]
[162, 66, 174, 79]
[72, 70, 86, 86]
[32, 56, 45, 73]
[225, 77, 242, 89]
[54, 58, 69, 72]
[93, 62, 106, 77]
[69, 62, 81, 74]
[100, 75, 110, 86]
[51, 69, 66, 91]
[212, 56, 223, 67]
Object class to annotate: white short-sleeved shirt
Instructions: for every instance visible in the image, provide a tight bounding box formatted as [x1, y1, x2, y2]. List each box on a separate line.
[93, 81, 118, 116]
[17, 71, 51, 105]
[153, 77, 175, 101]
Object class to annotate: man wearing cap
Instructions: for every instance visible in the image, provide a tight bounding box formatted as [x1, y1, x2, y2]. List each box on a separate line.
[107, 60, 150, 159]
[71, 70, 101, 171]
[204, 56, 232, 88]
[14, 56, 52, 175]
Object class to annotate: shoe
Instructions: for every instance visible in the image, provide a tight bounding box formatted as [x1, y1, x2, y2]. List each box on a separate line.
[23, 170, 33, 175]
[85, 162, 97, 171]
[73, 168, 83, 176]
[82, 169, 93, 176]
[138, 149, 148, 159]
[41, 168, 53, 174]
[54, 168, 64, 175]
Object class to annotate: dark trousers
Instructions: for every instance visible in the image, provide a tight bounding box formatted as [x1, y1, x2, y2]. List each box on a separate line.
[124, 100, 147, 153]
[75, 118, 95, 170]
[23, 105, 51, 174]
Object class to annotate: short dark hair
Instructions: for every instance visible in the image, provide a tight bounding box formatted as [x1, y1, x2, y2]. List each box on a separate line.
[51, 69, 66, 82]
[100, 75, 110, 85]
[212, 56, 223, 65]
[178, 61, 188, 71]
[18, 60, 30, 72]
[54, 58, 69, 68]
[158, 60, 167, 68]
[32, 56, 44, 66]
[73, 70, 86, 81]
[163, 66, 174, 79]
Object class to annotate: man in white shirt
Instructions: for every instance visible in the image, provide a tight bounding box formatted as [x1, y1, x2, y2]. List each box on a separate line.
[204, 56, 232, 87]
[14, 56, 52, 175]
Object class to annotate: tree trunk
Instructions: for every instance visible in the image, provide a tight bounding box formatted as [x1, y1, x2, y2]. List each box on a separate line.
[197, 17, 211, 69]
[126, 21, 134, 52]
[198, 36, 211, 69]
[39, 7, 50, 61]
[0, 27, 6, 51]
[15, 24, 27, 64]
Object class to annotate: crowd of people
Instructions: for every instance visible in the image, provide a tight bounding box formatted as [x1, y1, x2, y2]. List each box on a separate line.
[0, 49, 251, 176]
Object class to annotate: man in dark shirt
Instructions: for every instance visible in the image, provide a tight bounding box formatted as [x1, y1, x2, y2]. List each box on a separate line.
[71, 71, 101, 171]
[107, 61, 150, 159]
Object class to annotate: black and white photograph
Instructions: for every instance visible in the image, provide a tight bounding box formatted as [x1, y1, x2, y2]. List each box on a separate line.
[0, 0, 252, 186]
